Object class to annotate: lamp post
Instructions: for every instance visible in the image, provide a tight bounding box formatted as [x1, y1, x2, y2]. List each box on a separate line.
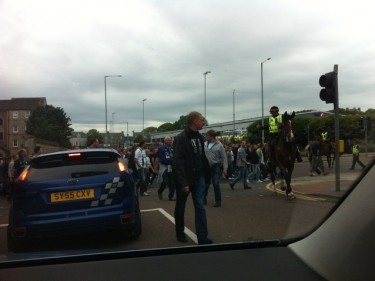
[126, 121, 129, 144]
[111, 112, 116, 132]
[232, 89, 236, 138]
[203, 71, 211, 121]
[104, 75, 122, 145]
[142, 98, 147, 133]
[261, 58, 271, 144]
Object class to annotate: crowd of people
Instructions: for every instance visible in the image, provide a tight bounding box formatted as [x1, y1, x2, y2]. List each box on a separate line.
[0, 108, 368, 245]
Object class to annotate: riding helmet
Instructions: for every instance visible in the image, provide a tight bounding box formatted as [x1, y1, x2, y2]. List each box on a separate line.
[270, 106, 279, 112]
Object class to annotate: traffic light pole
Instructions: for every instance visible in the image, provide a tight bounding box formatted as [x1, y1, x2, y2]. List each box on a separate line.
[333, 64, 340, 192]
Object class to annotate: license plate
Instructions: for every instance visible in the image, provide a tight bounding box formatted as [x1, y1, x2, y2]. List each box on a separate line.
[51, 189, 95, 203]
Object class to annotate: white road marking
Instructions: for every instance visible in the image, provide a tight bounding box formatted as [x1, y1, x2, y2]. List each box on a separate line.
[141, 208, 198, 243]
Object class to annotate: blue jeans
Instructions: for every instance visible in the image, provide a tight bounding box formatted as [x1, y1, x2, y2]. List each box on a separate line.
[158, 171, 176, 199]
[247, 164, 260, 181]
[230, 166, 248, 188]
[175, 174, 208, 240]
[205, 163, 222, 203]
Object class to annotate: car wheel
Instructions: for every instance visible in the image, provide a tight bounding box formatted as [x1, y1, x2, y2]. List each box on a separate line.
[123, 201, 142, 239]
[7, 225, 25, 253]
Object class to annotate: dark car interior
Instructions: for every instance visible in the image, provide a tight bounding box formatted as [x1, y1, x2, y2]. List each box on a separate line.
[1, 159, 373, 280]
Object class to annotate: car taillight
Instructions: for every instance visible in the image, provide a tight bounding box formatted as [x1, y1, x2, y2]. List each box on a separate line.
[18, 166, 30, 181]
[118, 161, 126, 172]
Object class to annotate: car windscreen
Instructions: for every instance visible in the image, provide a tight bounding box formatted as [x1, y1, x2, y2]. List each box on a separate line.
[26, 151, 120, 181]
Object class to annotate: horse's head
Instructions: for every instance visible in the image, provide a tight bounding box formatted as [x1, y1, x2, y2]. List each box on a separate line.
[281, 111, 295, 143]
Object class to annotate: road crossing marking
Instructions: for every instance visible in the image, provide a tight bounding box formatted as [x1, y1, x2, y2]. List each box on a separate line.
[141, 208, 198, 243]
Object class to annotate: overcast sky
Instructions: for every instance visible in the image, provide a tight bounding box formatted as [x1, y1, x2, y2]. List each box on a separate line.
[1, 0, 374, 134]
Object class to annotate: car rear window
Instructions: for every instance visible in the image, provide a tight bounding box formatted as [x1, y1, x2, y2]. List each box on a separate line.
[26, 151, 120, 181]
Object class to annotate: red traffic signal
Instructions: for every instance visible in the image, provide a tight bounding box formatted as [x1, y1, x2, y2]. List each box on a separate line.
[319, 72, 336, 104]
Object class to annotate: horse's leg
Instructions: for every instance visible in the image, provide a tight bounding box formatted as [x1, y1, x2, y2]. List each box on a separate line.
[277, 164, 286, 191]
[327, 155, 331, 168]
[268, 163, 277, 195]
[285, 166, 295, 200]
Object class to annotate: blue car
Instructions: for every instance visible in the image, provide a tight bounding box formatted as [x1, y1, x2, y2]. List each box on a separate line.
[7, 149, 141, 252]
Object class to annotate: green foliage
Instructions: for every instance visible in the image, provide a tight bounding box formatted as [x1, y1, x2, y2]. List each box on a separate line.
[245, 111, 375, 149]
[158, 122, 174, 132]
[134, 134, 145, 144]
[86, 129, 103, 146]
[26, 105, 73, 148]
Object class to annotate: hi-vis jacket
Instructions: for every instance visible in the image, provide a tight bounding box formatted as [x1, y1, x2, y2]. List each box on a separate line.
[269, 115, 282, 134]
[352, 145, 360, 155]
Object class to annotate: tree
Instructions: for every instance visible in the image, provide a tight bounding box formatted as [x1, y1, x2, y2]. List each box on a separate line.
[86, 129, 104, 146]
[26, 105, 73, 148]
[158, 122, 174, 132]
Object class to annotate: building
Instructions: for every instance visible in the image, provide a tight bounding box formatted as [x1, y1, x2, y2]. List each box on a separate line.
[150, 110, 333, 143]
[70, 131, 88, 148]
[0, 97, 47, 159]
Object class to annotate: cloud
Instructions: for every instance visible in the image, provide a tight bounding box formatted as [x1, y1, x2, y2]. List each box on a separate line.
[1, 0, 374, 134]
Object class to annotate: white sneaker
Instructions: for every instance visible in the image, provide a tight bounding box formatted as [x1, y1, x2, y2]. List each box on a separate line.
[257, 180, 263, 183]
[142, 192, 150, 196]
[246, 179, 250, 184]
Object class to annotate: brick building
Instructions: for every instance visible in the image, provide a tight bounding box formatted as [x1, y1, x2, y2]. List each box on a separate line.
[0, 97, 47, 159]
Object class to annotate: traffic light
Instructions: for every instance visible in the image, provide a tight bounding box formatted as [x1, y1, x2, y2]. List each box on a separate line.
[319, 72, 336, 103]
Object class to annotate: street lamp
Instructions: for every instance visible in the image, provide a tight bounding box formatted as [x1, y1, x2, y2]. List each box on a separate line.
[104, 75, 122, 145]
[232, 89, 236, 138]
[203, 71, 211, 121]
[142, 99, 147, 133]
[126, 121, 129, 144]
[111, 112, 116, 132]
[261, 58, 271, 144]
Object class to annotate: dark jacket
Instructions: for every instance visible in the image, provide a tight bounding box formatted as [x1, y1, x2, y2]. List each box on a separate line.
[172, 127, 209, 188]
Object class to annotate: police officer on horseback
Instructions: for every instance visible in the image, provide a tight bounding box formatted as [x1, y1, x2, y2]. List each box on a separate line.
[258, 106, 302, 163]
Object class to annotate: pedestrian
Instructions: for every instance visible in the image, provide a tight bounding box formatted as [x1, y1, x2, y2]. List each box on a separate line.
[8, 149, 28, 201]
[148, 147, 159, 187]
[349, 144, 365, 170]
[246, 144, 262, 183]
[87, 138, 99, 148]
[225, 145, 234, 179]
[229, 140, 251, 190]
[204, 129, 227, 207]
[310, 136, 328, 176]
[155, 136, 176, 201]
[172, 111, 212, 245]
[33, 146, 43, 158]
[135, 141, 149, 196]
[306, 143, 321, 176]
[256, 144, 268, 181]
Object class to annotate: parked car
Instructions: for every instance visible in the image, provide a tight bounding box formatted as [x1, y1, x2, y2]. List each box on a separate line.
[7, 149, 141, 252]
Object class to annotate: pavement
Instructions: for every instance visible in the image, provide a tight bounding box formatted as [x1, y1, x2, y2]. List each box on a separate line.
[289, 153, 374, 199]
[285, 171, 359, 199]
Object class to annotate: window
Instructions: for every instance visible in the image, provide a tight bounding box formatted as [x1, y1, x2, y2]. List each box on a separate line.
[0, 118, 3, 126]
[25, 111, 31, 118]
[13, 139, 18, 147]
[12, 111, 18, 119]
[12, 125, 18, 133]
[0, 132, 3, 140]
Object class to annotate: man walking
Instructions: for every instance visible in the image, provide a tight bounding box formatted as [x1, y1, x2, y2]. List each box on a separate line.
[135, 141, 149, 196]
[155, 136, 176, 201]
[173, 111, 212, 245]
[229, 141, 251, 190]
[204, 129, 227, 207]
[349, 144, 365, 170]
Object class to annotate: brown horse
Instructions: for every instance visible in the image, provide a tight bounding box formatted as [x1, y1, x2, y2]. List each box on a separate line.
[267, 111, 297, 200]
[320, 140, 335, 168]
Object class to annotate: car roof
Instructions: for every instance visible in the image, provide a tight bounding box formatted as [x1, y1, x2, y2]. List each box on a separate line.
[31, 148, 120, 160]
